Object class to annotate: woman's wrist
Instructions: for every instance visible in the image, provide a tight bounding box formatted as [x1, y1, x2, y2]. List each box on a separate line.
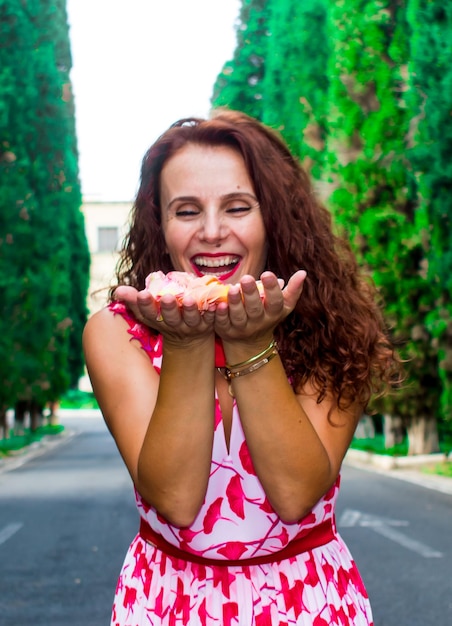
[163, 333, 215, 357]
[223, 339, 278, 380]
[221, 335, 276, 370]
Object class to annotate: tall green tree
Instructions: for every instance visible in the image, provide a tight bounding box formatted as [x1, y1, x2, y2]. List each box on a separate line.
[212, 0, 330, 178]
[0, 0, 35, 413]
[262, 0, 330, 175]
[406, 0, 452, 434]
[321, 0, 442, 453]
[211, 0, 271, 119]
[0, 0, 90, 423]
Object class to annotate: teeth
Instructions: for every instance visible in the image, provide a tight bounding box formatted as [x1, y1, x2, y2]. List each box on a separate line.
[193, 255, 239, 268]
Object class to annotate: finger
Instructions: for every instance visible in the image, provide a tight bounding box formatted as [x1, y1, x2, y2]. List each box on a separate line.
[227, 283, 249, 328]
[199, 305, 216, 327]
[282, 270, 307, 309]
[158, 294, 184, 326]
[239, 277, 265, 320]
[135, 290, 163, 322]
[197, 312, 215, 330]
[114, 285, 139, 304]
[180, 295, 203, 328]
[214, 301, 232, 332]
[113, 288, 154, 325]
[259, 272, 285, 292]
[258, 272, 284, 313]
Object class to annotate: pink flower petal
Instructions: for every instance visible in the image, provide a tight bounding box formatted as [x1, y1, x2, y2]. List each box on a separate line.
[144, 271, 264, 310]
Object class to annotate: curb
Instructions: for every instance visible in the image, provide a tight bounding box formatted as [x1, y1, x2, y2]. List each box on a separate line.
[0, 428, 76, 474]
[0, 411, 101, 474]
[345, 448, 449, 470]
[344, 449, 452, 496]
[58, 408, 102, 418]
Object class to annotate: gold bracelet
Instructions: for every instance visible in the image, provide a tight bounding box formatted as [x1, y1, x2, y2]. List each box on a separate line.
[226, 339, 277, 371]
[223, 340, 278, 381]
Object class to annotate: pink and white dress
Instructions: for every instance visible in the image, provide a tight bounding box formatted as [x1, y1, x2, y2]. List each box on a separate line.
[109, 302, 373, 626]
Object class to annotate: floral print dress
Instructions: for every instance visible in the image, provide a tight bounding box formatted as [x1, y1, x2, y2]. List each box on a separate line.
[109, 302, 373, 626]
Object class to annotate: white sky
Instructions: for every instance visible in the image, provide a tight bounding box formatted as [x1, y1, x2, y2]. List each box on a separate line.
[66, 0, 240, 202]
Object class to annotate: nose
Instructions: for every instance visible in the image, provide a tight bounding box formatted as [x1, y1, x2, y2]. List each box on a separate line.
[200, 210, 228, 244]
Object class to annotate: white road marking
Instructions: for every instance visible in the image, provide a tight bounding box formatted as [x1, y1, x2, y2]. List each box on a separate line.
[0, 522, 23, 546]
[339, 509, 443, 558]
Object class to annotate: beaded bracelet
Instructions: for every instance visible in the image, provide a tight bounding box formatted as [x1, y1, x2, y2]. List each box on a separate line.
[223, 339, 278, 381]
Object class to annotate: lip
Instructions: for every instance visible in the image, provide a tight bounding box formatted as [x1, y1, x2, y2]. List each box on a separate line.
[190, 253, 242, 282]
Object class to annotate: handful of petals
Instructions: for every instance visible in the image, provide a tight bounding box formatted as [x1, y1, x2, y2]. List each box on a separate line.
[145, 271, 264, 311]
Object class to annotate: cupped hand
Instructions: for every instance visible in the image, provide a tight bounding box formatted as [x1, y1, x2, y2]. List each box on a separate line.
[113, 285, 215, 343]
[214, 270, 306, 343]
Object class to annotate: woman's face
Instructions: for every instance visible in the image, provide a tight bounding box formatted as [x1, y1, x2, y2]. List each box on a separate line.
[159, 143, 267, 283]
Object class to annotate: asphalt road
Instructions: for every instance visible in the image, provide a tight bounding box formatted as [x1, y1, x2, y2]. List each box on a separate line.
[0, 414, 451, 626]
[337, 465, 452, 626]
[0, 416, 138, 626]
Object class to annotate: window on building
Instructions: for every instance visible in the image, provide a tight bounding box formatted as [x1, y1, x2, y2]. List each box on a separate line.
[98, 226, 119, 252]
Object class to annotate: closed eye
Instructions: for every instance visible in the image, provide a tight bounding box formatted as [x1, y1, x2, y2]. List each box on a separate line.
[174, 208, 200, 217]
[226, 206, 252, 214]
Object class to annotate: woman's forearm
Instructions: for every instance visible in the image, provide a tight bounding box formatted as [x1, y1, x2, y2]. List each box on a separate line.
[136, 338, 216, 527]
[231, 355, 356, 523]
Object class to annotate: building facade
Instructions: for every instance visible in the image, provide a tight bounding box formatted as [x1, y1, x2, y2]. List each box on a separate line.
[82, 201, 132, 315]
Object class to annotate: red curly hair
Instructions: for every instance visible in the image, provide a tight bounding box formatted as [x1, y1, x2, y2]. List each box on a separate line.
[113, 109, 400, 410]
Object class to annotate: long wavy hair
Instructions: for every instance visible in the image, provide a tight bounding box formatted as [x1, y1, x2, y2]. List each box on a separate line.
[113, 109, 401, 410]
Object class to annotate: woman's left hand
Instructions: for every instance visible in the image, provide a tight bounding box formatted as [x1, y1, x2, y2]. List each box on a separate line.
[214, 270, 306, 343]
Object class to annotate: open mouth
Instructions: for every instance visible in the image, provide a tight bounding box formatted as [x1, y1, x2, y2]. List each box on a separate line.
[191, 255, 241, 279]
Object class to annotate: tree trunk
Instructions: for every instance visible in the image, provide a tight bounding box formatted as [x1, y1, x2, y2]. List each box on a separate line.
[14, 401, 28, 436]
[47, 401, 60, 426]
[406, 415, 440, 455]
[0, 409, 9, 440]
[383, 414, 405, 449]
[30, 401, 43, 432]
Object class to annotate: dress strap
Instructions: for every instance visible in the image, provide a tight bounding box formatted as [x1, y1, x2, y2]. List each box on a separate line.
[139, 517, 335, 567]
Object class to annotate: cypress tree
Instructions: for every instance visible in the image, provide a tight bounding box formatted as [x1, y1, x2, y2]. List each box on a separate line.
[262, 0, 330, 175]
[321, 0, 441, 453]
[406, 0, 452, 437]
[0, 0, 90, 424]
[212, 0, 330, 178]
[0, 0, 41, 414]
[211, 0, 271, 119]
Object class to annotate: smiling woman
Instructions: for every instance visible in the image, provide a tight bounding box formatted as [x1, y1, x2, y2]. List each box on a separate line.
[82, 109, 402, 626]
[160, 143, 267, 281]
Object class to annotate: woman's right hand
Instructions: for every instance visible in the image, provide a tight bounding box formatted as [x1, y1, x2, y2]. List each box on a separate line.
[114, 285, 216, 344]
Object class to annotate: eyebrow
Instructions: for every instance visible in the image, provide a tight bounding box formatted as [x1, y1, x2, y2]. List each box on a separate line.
[165, 192, 259, 211]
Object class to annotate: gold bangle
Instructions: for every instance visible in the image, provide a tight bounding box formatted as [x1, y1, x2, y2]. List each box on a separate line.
[223, 340, 278, 381]
[226, 339, 277, 371]
[226, 347, 278, 380]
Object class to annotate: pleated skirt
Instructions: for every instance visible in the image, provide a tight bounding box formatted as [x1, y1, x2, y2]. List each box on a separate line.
[110, 533, 373, 626]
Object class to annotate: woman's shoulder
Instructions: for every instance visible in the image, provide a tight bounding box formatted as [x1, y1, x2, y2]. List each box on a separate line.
[83, 305, 131, 352]
[83, 303, 138, 349]
[87, 301, 163, 357]
[85, 301, 141, 330]
[84, 302, 128, 330]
